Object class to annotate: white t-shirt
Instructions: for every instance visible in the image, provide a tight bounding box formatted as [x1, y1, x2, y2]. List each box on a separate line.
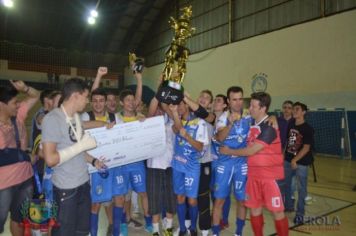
[200, 121, 214, 163]
[147, 114, 174, 169]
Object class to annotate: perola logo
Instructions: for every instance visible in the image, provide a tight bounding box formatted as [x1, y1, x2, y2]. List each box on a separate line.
[20, 199, 59, 234]
[251, 73, 268, 93]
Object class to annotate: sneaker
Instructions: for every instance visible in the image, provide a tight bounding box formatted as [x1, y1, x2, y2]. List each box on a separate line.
[145, 224, 154, 233]
[293, 215, 305, 225]
[152, 232, 160, 236]
[120, 223, 128, 236]
[106, 224, 113, 236]
[178, 231, 187, 236]
[305, 195, 312, 201]
[127, 218, 143, 229]
[189, 229, 198, 236]
[219, 219, 229, 230]
[201, 230, 209, 236]
[163, 227, 173, 236]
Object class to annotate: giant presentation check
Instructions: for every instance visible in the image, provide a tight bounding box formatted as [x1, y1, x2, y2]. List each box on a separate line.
[86, 116, 166, 173]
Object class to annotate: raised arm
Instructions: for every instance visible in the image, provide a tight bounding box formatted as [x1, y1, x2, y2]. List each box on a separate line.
[183, 93, 215, 123]
[91, 67, 108, 91]
[134, 72, 143, 109]
[10, 80, 40, 111]
[147, 97, 159, 118]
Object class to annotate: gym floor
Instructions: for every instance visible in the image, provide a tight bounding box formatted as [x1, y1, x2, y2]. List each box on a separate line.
[2, 155, 356, 235]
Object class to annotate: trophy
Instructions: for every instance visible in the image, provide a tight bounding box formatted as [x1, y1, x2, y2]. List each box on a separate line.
[156, 6, 195, 104]
[129, 52, 145, 74]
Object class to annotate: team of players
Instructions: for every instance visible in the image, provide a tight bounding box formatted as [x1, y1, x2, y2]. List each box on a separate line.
[36, 66, 292, 236]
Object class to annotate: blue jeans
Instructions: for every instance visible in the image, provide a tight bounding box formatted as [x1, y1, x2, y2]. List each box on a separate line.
[52, 182, 91, 236]
[284, 161, 308, 216]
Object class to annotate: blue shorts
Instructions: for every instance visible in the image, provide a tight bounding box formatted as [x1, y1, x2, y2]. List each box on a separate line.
[213, 162, 247, 201]
[91, 169, 113, 203]
[91, 166, 128, 203]
[124, 164, 146, 193]
[172, 168, 200, 199]
[112, 166, 129, 197]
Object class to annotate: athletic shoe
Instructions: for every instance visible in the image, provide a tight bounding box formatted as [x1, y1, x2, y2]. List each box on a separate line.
[219, 219, 229, 230]
[152, 232, 160, 236]
[178, 231, 188, 236]
[127, 218, 143, 229]
[189, 229, 198, 236]
[120, 223, 128, 236]
[106, 224, 113, 236]
[201, 229, 209, 236]
[293, 215, 305, 225]
[163, 227, 173, 236]
[145, 224, 154, 233]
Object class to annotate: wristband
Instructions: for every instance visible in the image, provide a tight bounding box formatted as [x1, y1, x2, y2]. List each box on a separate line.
[194, 105, 209, 119]
[91, 158, 97, 167]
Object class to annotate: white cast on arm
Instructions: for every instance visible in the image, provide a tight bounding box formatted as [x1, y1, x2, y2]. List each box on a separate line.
[58, 133, 97, 165]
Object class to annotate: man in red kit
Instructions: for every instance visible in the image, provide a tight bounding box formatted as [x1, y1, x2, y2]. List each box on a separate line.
[220, 92, 289, 236]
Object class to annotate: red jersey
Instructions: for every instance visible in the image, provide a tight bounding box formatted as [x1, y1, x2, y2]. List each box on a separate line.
[247, 120, 284, 180]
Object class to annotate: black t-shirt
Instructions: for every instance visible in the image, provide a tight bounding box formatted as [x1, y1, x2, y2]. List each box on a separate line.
[285, 122, 314, 165]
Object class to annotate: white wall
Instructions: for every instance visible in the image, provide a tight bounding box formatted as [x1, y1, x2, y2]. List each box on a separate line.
[126, 10, 356, 110]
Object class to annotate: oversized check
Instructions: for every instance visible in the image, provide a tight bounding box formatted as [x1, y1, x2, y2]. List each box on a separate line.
[87, 116, 166, 173]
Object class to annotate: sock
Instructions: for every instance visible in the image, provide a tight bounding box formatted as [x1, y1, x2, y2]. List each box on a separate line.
[90, 213, 99, 236]
[222, 196, 231, 224]
[121, 211, 127, 223]
[113, 207, 123, 236]
[235, 218, 245, 236]
[274, 217, 289, 236]
[188, 205, 198, 230]
[153, 223, 159, 233]
[144, 215, 153, 226]
[201, 229, 209, 236]
[250, 215, 264, 236]
[166, 218, 173, 229]
[177, 203, 187, 232]
[212, 224, 220, 235]
[185, 219, 191, 228]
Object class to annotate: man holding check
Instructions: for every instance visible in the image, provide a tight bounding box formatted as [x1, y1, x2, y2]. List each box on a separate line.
[42, 78, 104, 236]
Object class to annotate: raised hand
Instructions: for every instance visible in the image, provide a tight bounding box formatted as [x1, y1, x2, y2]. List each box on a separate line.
[97, 67, 108, 77]
[10, 80, 27, 92]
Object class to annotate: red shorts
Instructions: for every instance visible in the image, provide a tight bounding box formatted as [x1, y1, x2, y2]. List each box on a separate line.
[245, 178, 284, 212]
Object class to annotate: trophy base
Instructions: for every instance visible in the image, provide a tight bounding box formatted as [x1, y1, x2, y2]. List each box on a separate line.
[156, 81, 184, 105]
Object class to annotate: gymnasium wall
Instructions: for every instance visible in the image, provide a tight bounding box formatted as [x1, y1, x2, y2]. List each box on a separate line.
[125, 10, 356, 110]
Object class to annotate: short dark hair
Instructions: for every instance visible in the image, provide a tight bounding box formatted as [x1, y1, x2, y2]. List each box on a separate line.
[216, 94, 227, 103]
[293, 102, 308, 111]
[62, 78, 89, 101]
[91, 88, 107, 101]
[119, 89, 134, 102]
[251, 92, 271, 112]
[226, 86, 243, 99]
[282, 100, 293, 106]
[0, 86, 18, 104]
[40, 89, 54, 105]
[200, 90, 213, 103]
[106, 90, 117, 96]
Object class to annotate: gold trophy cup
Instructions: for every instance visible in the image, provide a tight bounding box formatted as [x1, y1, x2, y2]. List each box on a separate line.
[156, 6, 195, 104]
[128, 52, 144, 74]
